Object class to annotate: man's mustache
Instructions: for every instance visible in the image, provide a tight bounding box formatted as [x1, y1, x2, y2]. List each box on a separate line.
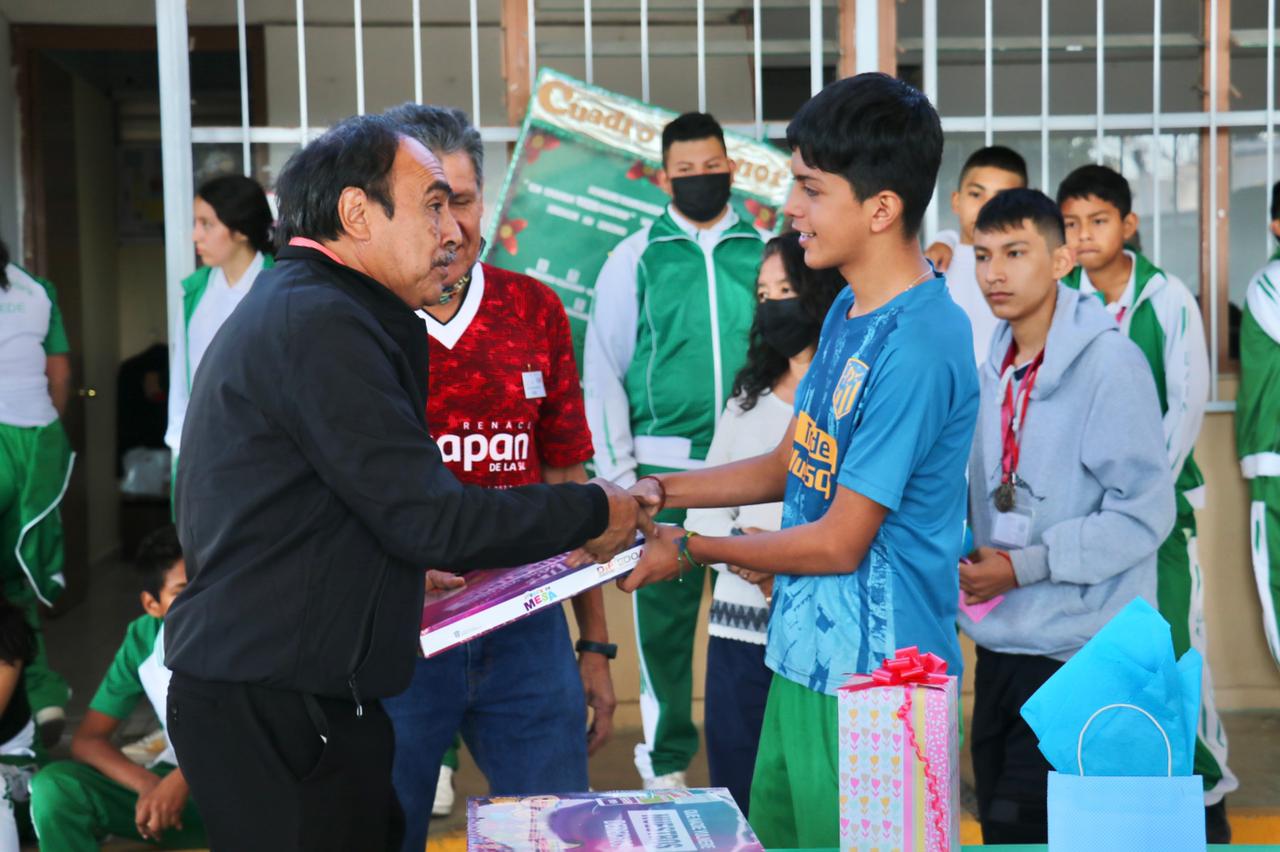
[432, 248, 458, 268]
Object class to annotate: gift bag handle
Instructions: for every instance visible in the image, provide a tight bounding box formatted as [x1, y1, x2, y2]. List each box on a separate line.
[1076, 702, 1172, 778]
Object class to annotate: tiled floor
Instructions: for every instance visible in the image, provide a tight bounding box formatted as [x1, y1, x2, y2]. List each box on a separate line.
[34, 558, 1280, 849]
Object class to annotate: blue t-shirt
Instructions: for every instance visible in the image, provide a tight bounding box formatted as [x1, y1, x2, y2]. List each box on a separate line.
[764, 276, 979, 695]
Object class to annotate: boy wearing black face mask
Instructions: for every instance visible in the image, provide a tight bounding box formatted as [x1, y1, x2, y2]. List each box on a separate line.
[583, 111, 770, 789]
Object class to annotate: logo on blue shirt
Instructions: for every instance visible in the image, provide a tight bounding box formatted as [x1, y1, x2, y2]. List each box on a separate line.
[831, 356, 868, 420]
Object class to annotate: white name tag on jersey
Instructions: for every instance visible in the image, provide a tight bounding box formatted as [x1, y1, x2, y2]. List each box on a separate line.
[990, 507, 1034, 549]
[522, 370, 547, 399]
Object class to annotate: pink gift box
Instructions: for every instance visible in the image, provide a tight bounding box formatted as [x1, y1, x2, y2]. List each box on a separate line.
[837, 648, 961, 852]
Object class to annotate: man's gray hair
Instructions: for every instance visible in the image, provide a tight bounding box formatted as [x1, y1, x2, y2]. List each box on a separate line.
[383, 103, 485, 187]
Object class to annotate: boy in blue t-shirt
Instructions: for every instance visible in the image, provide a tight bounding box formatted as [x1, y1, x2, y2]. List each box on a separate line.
[619, 72, 979, 847]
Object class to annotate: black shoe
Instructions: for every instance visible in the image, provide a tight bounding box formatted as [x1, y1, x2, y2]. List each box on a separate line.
[37, 716, 65, 750]
[1205, 798, 1231, 845]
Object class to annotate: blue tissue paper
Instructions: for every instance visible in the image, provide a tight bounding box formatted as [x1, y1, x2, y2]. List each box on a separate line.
[1020, 598, 1201, 778]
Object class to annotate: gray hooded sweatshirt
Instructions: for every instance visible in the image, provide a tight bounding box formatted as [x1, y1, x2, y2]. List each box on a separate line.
[960, 283, 1176, 660]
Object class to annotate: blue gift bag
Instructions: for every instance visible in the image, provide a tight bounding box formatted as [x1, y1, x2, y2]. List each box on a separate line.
[1047, 703, 1206, 852]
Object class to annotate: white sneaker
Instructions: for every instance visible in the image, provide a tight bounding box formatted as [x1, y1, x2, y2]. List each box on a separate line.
[122, 728, 169, 765]
[432, 765, 455, 817]
[643, 770, 687, 790]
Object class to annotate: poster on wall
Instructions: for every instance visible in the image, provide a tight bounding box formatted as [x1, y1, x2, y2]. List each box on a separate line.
[482, 68, 792, 366]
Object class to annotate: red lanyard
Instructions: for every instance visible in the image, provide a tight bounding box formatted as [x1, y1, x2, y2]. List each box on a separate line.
[998, 345, 1045, 487]
[288, 236, 347, 267]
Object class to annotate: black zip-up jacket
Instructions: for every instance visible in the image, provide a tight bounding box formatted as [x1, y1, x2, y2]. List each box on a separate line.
[165, 245, 608, 704]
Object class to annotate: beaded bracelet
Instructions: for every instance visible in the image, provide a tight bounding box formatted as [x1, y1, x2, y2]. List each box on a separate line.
[677, 531, 708, 582]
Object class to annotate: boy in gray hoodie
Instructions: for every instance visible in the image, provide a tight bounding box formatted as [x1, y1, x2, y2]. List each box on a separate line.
[958, 189, 1176, 844]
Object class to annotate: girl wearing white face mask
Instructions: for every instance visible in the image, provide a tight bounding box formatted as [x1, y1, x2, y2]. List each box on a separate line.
[684, 232, 843, 816]
[166, 175, 274, 461]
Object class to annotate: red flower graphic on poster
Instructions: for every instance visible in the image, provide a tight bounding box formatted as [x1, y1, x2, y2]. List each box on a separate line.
[525, 133, 561, 164]
[495, 217, 528, 255]
[626, 160, 662, 187]
[745, 198, 779, 232]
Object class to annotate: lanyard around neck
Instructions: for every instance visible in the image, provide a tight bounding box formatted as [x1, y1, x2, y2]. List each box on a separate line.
[997, 345, 1045, 487]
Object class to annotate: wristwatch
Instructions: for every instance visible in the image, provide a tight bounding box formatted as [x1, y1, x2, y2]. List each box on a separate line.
[575, 639, 618, 659]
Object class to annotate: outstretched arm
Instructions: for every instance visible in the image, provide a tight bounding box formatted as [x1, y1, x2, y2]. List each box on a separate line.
[629, 417, 796, 515]
[619, 484, 888, 591]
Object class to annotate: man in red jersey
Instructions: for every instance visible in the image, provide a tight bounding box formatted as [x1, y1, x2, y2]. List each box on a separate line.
[381, 104, 617, 850]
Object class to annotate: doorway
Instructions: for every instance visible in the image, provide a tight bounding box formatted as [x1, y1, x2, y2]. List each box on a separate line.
[12, 24, 265, 614]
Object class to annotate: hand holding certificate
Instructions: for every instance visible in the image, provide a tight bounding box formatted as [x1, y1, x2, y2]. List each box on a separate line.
[420, 541, 645, 657]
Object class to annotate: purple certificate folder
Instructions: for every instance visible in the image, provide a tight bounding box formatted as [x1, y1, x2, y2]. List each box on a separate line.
[467, 787, 765, 852]
[419, 542, 644, 658]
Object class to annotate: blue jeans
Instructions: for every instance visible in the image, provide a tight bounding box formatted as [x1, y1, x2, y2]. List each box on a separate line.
[384, 606, 588, 851]
[704, 635, 772, 817]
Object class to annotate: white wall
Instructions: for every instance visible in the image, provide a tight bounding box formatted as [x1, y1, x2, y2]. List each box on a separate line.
[117, 243, 168, 362]
[259, 21, 764, 224]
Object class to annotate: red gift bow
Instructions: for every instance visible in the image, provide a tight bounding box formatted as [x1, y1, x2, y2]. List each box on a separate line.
[844, 646, 950, 691]
[843, 647, 951, 845]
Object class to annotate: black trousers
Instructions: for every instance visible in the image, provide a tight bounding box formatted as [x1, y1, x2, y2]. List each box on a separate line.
[970, 646, 1064, 845]
[167, 672, 404, 852]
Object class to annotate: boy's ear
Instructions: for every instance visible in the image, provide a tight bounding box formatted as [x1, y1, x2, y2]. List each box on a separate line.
[656, 168, 672, 198]
[140, 590, 163, 619]
[1269, 219, 1280, 240]
[950, 190, 962, 217]
[867, 190, 906, 237]
[1050, 241, 1076, 280]
[725, 159, 737, 188]
[1122, 210, 1140, 242]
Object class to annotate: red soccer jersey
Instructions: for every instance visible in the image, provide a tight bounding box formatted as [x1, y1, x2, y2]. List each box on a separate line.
[420, 262, 594, 488]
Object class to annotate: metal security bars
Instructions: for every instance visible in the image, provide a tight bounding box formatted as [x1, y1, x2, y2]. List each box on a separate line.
[903, 0, 1278, 407]
[159, 0, 1277, 405]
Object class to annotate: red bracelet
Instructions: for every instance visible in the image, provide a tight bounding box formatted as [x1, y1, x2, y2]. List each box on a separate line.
[995, 550, 1017, 586]
[636, 474, 666, 512]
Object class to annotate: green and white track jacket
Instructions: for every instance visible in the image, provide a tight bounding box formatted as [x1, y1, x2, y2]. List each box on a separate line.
[1238, 249, 1280, 479]
[583, 206, 768, 485]
[1063, 250, 1210, 509]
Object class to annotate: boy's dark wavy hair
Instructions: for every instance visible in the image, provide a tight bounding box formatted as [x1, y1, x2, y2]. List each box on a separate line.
[136, 525, 184, 599]
[731, 232, 845, 412]
[976, 188, 1066, 248]
[1056, 163, 1132, 218]
[786, 72, 942, 238]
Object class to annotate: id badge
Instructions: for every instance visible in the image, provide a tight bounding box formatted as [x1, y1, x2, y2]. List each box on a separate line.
[990, 504, 1034, 549]
[522, 370, 547, 399]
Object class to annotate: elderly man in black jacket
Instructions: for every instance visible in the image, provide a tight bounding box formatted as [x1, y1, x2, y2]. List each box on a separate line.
[163, 114, 646, 851]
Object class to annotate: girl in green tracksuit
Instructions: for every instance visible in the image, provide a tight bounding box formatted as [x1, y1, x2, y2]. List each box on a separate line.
[0, 238, 74, 748]
[165, 175, 274, 461]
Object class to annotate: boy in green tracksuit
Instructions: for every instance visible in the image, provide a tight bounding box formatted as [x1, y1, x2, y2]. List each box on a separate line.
[1237, 180, 1280, 674]
[0, 251, 74, 748]
[583, 112, 768, 786]
[1058, 164, 1235, 838]
[30, 526, 205, 851]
